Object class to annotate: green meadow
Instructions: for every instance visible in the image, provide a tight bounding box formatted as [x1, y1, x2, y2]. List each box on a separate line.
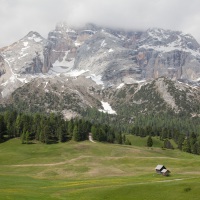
[0, 137, 200, 200]
[126, 135, 178, 148]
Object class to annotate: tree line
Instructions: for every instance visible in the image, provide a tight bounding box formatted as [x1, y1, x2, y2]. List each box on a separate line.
[129, 114, 200, 154]
[83, 108, 200, 155]
[0, 110, 200, 155]
[0, 110, 122, 144]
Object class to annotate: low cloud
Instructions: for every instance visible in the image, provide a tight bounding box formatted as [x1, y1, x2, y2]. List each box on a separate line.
[1, 0, 200, 47]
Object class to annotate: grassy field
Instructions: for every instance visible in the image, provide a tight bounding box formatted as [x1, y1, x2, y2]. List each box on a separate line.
[0, 138, 200, 199]
[126, 135, 178, 148]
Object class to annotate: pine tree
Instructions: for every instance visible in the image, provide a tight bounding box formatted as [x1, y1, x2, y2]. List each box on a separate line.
[147, 136, 153, 147]
[73, 125, 81, 141]
[91, 125, 97, 140]
[190, 132, 197, 154]
[68, 120, 74, 138]
[0, 115, 6, 140]
[15, 114, 22, 137]
[122, 134, 126, 144]
[116, 132, 122, 144]
[21, 131, 26, 144]
[25, 131, 30, 144]
[163, 139, 174, 149]
[182, 138, 191, 153]
[57, 125, 66, 142]
[125, 138, 131, 145]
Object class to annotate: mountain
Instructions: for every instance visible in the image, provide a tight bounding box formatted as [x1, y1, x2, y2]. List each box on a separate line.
[6, 75, 102, 119]
[0, 23, 200, 118]
[2, 76, 199, 121]
[0, 31, 48, 97]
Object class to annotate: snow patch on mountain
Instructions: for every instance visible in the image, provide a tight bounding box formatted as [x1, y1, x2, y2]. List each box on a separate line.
[17, 77, 28, 83]
[140, 44, 200, 57]
[75, 41, 81, 47]
[52, 51, 70, 67]
[66, 70, 88, 77]
[23, 42, 29, 47]
[51, 51, 75, 74]
[99, 101, 117, 115]
[86, 74, 104, 86]
[141, 28, 200, 57]
[101, 40, 107, 47]
[147, 28, 170, 40]
[18, 53, 28, 60]
[108, 48, 114, 53]
[28, 34, 43, 43]
[117, 83, 125, 89]
[65, 29, 76, 33]
[21, 46, 30, 51]
[44, 82, 48, 88]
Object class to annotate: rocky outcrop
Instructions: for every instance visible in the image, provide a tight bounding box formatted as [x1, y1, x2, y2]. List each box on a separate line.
[45, 23, 96, 72]
[0, 31, 46, 74]
[137, 28, 200, 81]
[0, 55, 6, 77]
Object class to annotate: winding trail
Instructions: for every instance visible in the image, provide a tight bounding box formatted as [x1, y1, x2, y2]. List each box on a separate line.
[5, 156, 92, 167]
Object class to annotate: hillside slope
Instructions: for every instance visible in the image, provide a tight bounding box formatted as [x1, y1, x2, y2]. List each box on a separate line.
[0, 139, 200, 199]
[2, 76, 199, 120]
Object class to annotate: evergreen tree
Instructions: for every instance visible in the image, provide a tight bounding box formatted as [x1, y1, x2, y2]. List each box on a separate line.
[25, 131, 30, 144]
[115, 132, 122, 144]
[21, 131, 26, 144]
[91, 125, 97, 139]
[73, 125, 81, 141]
[182, 138, 191, 153]
[147, 136, 153, 147]
[39, 130, 45, 143]
[190, 132, 197, 154]
[191, 142, 198, 155]
[122, 134, 126, 144]
[163, 139, 174, 149]
[125, 138, 131, 145]
[68, 120, 74, 138]
[177, 134, 185, 150]
[57, 126, 65, 142]
[0, 115, 6, 140]
[15, 114, 23, 137]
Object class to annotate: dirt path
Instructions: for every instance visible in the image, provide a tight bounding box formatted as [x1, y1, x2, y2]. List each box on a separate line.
[6, 156, 92, 167]
[89, 133, 96, 143]
[7, 156, 183, 168]
[8, 162, 67, 167]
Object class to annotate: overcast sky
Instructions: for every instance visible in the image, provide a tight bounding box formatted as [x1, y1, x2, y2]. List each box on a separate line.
[1, 0, 200, 47]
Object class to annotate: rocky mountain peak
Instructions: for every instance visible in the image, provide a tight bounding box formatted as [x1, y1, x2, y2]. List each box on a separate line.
[22, 31, 44, 44]
[0, 23, 200, 100]
[140, 28, 200, 51]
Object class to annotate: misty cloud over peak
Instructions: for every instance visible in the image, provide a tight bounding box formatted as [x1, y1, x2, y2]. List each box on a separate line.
[1, 0, 200, 47]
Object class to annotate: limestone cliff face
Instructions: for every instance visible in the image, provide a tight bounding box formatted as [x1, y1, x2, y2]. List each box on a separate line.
[0, 31, 47, 74]
[0, 31, 51, 97]
[72, 26, 200, 84]
[0, 55, 6, 77]
[45, 23, 96, 72]
[0, 23, 200, 99]
[1, 24, 200, 84]
[136, 29, 200, 81]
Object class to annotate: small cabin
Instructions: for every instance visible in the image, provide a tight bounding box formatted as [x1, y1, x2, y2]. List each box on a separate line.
[161, 169, 170, 176]
[155, 165, 166, 174]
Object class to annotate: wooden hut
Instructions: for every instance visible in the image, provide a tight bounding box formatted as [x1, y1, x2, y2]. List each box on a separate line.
[161, 169, 170, 176]
[155, 165, 166, 174]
